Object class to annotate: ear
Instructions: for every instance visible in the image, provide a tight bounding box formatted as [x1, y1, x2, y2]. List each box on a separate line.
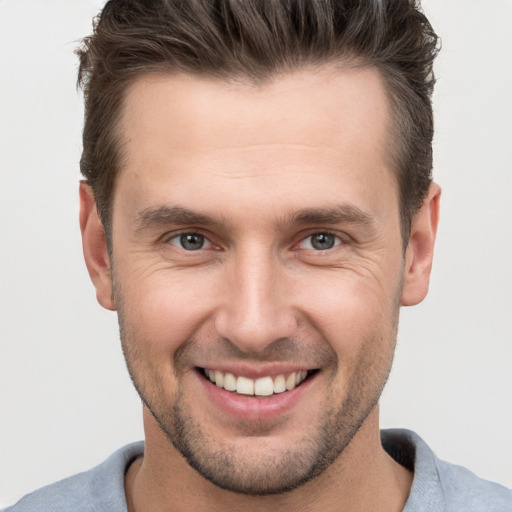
[401, 183, 441, 306]
[79, 181, 116, 311]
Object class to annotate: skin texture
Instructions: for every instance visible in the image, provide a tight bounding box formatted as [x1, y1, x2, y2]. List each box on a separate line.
[80, 66, 440, 511]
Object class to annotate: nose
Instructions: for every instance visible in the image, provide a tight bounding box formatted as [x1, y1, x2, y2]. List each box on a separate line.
[214, 246, 298, 353]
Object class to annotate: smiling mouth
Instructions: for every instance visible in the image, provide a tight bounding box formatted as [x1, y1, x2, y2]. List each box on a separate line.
[199, 367, 318, 397]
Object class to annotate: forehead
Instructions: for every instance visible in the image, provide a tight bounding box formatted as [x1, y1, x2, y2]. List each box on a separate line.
[120, 65, 391, 158]
[115, 66, 397, 226]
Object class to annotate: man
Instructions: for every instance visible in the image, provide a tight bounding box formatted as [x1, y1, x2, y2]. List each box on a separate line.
[6, 0, 511, 511]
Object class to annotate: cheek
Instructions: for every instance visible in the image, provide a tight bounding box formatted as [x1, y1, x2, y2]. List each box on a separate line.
[116, 268, 220, 353]
[294, 268, 401, 358]
[115, 249, 403, 362]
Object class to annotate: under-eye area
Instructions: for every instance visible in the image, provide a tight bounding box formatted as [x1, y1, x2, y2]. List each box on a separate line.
[198, 368, 320, 397]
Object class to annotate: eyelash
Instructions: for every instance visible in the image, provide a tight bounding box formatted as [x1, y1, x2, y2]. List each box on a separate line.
[166, 232, 213, 251]
[296, 231, 344, 251]
[165, 230, 345, 252]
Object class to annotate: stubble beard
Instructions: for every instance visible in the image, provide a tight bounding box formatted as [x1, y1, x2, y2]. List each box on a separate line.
[113, 271, 402, 496]
[159, 354, 392, 496]
[118, 325, 397, 496]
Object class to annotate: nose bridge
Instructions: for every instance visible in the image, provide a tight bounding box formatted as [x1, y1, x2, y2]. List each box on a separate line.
[215, 243, 296, 352]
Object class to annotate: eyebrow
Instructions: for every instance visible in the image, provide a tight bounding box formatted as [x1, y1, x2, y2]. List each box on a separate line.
[134, 206, 227, 232]
[285, 204, 375, 227]
[134, 203, 375, 233]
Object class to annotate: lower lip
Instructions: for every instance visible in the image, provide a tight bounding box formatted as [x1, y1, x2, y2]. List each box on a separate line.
[196, 370, 318, 422]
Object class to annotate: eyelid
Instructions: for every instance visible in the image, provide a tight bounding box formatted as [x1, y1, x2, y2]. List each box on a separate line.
[165, 230, 214, 250]
[295, 230, 346, 251]
[160, 229, 348, 252]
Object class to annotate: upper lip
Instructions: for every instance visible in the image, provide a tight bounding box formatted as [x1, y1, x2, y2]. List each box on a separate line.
[195, 363, 317, 379]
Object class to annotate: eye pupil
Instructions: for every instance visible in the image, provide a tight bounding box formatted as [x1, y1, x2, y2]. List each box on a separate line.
[180, 233, 204, 250]
[311, 233, 335, 250]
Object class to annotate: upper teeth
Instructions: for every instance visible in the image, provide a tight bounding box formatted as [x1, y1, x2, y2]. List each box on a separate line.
[204, 369, 309, 396]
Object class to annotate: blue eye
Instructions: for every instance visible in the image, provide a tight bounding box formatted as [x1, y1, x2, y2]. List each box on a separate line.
[169, 233, 211, 251]
[300, 233, 341, 251]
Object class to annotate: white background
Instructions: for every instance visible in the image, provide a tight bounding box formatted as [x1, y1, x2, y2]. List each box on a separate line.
[1, 0, 511, 507]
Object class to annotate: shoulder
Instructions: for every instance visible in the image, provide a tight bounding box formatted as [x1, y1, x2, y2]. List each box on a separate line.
[434, 456, 512, 511]
[381, 429, 512, 512]
[4, 442, 144, 512]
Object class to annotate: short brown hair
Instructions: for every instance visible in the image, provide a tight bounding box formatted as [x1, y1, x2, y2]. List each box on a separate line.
[77, 0, 439, 241]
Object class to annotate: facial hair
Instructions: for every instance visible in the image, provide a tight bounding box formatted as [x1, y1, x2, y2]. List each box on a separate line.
[163, 341, 393, 495]
[116, 307, 399, 496]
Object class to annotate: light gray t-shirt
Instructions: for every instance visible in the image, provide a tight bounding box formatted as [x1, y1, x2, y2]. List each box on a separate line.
[6, 429, 512, 511]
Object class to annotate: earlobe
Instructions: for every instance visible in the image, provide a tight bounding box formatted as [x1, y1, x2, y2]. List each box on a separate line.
[79, 181, 116, 311]
[401, 183, 441, 306]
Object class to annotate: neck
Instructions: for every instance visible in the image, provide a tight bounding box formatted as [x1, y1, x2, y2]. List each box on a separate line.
[125, 406, 412, 512]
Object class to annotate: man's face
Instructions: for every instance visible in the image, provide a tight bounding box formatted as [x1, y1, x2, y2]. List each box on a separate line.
[108, 67, 407, 494]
